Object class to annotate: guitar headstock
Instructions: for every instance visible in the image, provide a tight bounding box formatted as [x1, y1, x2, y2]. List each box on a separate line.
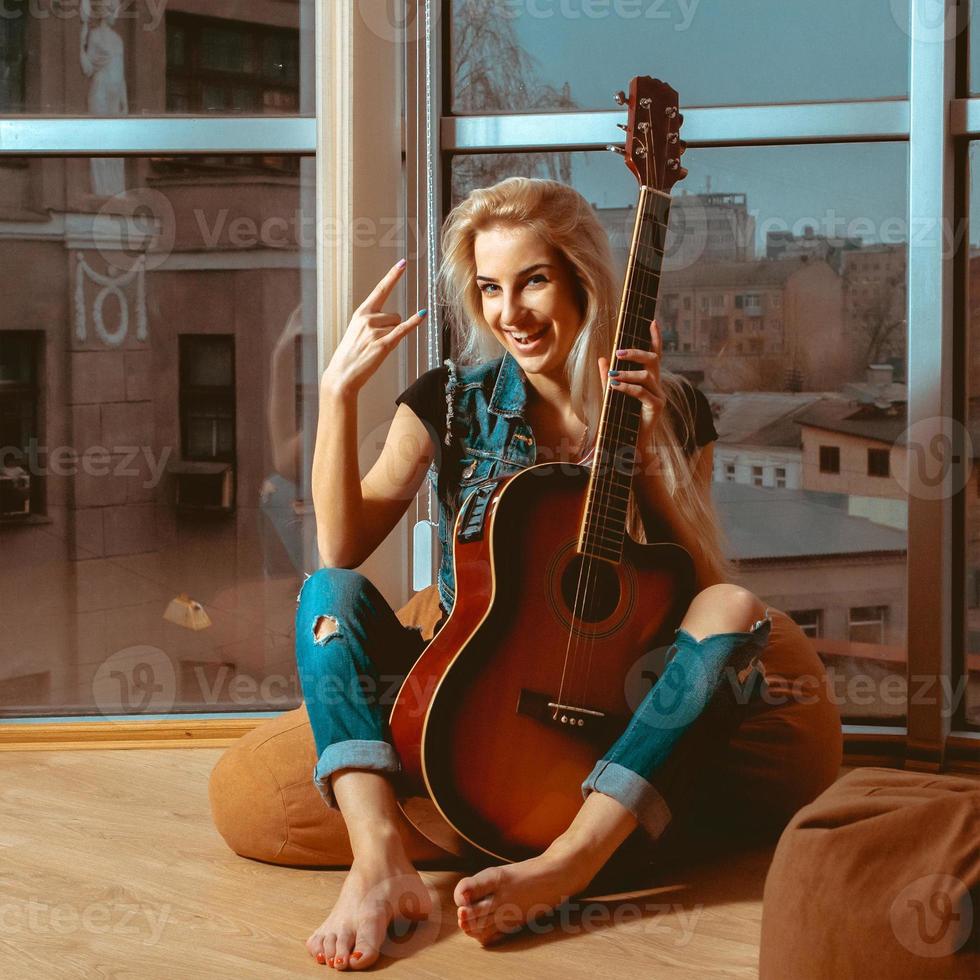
[610, 76, 688, 192]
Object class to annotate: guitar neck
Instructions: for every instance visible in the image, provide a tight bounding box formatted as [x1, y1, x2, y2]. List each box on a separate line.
[579, 185, 671, 562]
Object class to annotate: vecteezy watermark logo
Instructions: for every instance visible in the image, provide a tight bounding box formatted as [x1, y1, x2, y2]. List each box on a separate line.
[92, 646, 176, 716]
[0, 1, 168, 33]
[0, 898, 172, 944]
[892, 416, 972, 502]
[889, 0, 972, 42]
[889, 873, 973, 958]
[496, 0, 702, 31]
[93, 187, 176, 275]
[357, 0, 439, 43]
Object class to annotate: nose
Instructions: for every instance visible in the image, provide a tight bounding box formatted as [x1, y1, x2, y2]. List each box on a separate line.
[501, 287, 530, 329]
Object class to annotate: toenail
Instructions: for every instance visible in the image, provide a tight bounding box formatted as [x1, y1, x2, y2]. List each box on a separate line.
[316, 953, 326, 963]
[351, 952, 363, 960]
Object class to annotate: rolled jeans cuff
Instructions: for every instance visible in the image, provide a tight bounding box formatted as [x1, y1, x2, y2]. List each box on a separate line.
[312, 739, 401, 810]
[581, 759, 672, 841]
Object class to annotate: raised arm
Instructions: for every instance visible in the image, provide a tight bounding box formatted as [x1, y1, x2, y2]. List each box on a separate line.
[312, 260, 430, 567]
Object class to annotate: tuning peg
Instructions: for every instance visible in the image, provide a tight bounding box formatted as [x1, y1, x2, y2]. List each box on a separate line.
[678, 139, 688, 155]
[617, 123, 628, 131]
[606, 144, 626, 155]
[676, 112, 684, 126]
[614, 90, 628, 105]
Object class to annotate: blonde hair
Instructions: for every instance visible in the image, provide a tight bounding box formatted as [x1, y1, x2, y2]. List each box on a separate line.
[437, 175, 734, 584]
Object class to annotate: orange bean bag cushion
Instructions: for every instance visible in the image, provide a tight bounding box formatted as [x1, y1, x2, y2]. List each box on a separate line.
[760, 766, 980, 979]
[208, 585, 843, 867]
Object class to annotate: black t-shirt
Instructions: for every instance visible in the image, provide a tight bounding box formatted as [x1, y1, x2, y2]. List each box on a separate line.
[395, 364, 718, 458]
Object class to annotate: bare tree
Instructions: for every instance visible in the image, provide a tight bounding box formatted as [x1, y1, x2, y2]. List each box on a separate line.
[451, 0, 576, 201]
[845, 268, 907, 366]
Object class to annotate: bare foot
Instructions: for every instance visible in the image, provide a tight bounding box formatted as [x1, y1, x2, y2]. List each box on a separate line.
[306, 838, 434, 971]
[453, 842, 594, 947]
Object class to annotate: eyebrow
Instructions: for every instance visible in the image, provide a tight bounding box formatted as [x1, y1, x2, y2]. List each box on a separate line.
[475, 263, 553, 283]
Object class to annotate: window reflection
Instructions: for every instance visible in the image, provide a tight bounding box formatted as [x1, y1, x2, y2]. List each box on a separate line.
[0, 155, 316, 717]
[0, 0, 310, 115]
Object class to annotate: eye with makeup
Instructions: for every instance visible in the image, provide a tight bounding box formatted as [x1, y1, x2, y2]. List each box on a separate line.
[477, 274, 549, 296]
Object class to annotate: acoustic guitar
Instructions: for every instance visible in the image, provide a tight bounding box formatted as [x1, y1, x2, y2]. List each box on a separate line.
[390, 76, 696, 862]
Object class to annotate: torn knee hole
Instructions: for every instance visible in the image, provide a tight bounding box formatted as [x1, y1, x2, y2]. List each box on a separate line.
[312, 614, 341, 644]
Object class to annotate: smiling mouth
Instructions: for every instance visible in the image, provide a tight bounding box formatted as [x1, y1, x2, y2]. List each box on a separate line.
[510, 325, 549, 346]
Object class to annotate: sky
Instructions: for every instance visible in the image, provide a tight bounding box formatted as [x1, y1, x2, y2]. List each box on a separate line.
[458, 0, 980, 251]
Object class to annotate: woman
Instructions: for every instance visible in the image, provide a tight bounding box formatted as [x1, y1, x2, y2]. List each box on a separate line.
[297, 177, 842, 970]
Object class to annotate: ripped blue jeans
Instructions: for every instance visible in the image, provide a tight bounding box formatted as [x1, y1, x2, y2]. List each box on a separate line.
[295, 567, 772, 841]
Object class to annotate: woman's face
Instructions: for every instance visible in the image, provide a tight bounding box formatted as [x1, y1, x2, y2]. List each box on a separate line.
[473, 224, 584, 379]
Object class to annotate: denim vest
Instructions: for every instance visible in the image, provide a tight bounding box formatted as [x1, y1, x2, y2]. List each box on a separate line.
[431, 350, 549, 616]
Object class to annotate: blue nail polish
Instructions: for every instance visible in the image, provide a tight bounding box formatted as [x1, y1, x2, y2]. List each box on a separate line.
[418, 308, 428, 317]
[608, 369, 619, 377]
[609, 378, 620, 385]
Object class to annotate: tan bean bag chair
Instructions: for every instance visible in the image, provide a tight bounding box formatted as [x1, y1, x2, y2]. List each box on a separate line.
[760, 766, 980, 979]
[208, 585, 843, 868]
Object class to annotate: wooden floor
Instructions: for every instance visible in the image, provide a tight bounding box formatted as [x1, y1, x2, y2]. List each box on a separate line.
[1, 748, 798, 979]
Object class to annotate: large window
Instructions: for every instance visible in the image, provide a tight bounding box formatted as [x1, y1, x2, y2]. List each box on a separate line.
[450, 0, 910, 112]
[450, 141, 911, 725]
[0, 1, 317, 720]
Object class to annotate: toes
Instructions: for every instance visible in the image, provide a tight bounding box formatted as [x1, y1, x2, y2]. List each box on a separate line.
[453, 866, 502, 907]
[332, 931, 354, 970]
[308, 931, 333, 965]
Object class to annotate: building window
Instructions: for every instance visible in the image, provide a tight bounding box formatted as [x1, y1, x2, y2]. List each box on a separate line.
[0, 331, 42, 519]
[179, 335, 236, 462]
[819, 445, 841, 474]
[775, 466, 787, 488]
[735, 320, 743, 332]
[752, 464, 764, 487]
[683, 296, 691, 310]
[849, 605, 887, 645]
[735, 294, 743, 309]
[162, 13, 300, 174]
[868, 447, 890, 477]
[683, 342, 692, 352]
[789, 609, 822, 638]
[724, 462, 736, 482]
[709, 293, 725, 311]
[0, 1, 26, 112]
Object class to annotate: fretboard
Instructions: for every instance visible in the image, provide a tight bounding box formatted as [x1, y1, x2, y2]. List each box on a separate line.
[579, 186, 670, 561]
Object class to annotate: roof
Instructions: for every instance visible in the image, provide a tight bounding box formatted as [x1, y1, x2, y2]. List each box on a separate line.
[795, 399, 910, 446]
[713, 482, 908, 561]
[708, 391, 832, 446]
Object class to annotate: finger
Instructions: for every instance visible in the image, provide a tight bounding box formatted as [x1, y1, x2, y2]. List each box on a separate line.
[614, 347, 659, 365]
[360, 258, 407, 313]
[608, 378, 666, 407]
[383, 308, 429, 348]
[364, 312, 403, 329]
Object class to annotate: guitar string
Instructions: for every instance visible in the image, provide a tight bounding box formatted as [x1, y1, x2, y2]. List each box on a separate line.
[571, 97, 668, 714]
[557, 107, 654, 718]
[557, 105, 654, 718]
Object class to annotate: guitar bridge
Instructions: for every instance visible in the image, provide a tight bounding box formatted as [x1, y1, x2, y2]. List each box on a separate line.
[516, 689, 616, 736]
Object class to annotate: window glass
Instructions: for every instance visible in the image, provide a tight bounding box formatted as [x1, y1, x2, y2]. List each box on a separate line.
[0, 155, 317, 717]
[452, 142, 910, 723]
[0, 1, 311, 114]
[450, 0, 910, 113]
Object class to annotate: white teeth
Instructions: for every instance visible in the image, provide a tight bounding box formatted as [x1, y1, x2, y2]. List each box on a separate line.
[514, 327, 546, 343]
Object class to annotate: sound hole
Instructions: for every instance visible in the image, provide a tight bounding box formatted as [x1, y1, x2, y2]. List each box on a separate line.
[559, 555, 621, 623]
